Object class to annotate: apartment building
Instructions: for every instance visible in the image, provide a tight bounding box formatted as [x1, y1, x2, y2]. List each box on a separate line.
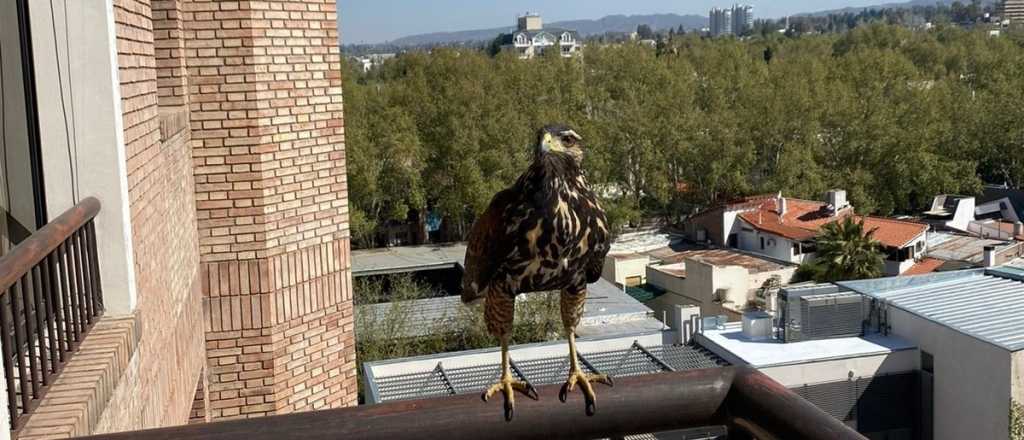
[0, 0, 355, 437]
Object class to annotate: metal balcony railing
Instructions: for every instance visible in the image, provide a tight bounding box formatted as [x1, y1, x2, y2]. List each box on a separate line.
[0, 197, 104, 431]
[76, 366, 866, 440]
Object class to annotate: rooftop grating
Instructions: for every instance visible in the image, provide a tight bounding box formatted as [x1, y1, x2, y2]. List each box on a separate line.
[371, 342, 728, 403]
[840, 267, 1024, 352]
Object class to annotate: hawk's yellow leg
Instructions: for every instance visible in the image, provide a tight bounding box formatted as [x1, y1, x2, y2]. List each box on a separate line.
[559, 330, 614, 416]
[481, 335, 538, 421]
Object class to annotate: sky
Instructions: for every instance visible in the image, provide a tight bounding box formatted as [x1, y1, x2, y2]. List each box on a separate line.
[337, 0, 891, 44]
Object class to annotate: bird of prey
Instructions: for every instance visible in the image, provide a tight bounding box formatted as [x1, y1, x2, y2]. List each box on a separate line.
[462, 124, 612, 421]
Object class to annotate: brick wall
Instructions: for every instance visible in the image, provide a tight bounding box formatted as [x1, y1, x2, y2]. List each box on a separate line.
[94, 0, 207, 432]
[182, 0, 355, 419]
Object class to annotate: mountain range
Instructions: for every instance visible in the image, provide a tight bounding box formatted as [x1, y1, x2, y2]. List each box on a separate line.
[389, 14, 707, 47]
[382, 0, 1000, 48]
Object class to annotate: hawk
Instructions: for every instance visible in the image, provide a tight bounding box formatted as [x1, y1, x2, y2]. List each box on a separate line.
[462, 124, 612, 421]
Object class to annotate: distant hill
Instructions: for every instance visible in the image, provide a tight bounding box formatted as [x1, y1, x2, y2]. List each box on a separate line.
[388, 14, 708, 47]
[801, 0, 1000, 17]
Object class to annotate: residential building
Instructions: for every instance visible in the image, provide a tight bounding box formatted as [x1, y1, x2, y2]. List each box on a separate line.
[709, 8, 734, 37]
[603, 240, 797, 322]
[841, 268, 1024, 440]
[699, 267, 1024, 439]
[682, 191, 930, 276]
[351, 53, 396, 73]
[1006, 0, 1024, 23]
[497, 13, 581, 59]
[731, 4, 755, 35]
[0, 0, 355, 437]
[709, 5, 754, 37]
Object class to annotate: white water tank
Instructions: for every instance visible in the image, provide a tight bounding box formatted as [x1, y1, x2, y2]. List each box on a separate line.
[742, 311, 773, 341]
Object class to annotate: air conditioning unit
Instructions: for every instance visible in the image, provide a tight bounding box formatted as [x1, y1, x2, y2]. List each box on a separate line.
[742, 311, 773, 340]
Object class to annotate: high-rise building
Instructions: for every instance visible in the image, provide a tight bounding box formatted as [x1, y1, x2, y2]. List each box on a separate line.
[709, 7, 734, 37]
[732, 4, 755, 35]
[709, 5, 754, 37]
[1006, 0, 1024, 23]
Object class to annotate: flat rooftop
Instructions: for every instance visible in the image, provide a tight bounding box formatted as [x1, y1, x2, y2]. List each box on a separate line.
[840, 267, 1024, 352]
[358, 278, 663, 339]
[697, 323, 916, 368]
[351, 243, 466, 276]
[646, 245, 792, 275]
[925, 231, 1008, 265]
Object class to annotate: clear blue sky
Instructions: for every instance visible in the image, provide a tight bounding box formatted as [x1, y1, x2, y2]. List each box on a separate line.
[337, 0, 887, 44]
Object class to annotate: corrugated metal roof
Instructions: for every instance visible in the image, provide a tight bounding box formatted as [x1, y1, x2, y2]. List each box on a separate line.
[840, 267, 1024, 352]
[367, 342, 727, 404]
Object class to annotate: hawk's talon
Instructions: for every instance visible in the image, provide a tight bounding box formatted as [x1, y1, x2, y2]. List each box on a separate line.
[481, 375, 533, 421]
[559, 368, 612, 416]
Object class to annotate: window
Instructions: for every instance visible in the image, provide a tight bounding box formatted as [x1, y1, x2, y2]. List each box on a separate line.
[1, 0, 48, 253]
[561, 32, 573, 43]
[921, 351, 934, 374]
[515, 33, 527, 45]
[760, 237, 765, 250]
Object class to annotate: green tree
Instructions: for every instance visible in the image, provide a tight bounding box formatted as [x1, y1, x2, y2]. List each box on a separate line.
[810, 217, 885, 282]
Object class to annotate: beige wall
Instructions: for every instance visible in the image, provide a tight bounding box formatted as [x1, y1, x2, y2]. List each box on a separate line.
[759, 350, 917, 388]
[1014, 350, 1024, 404]
[648, 258, 794, 319]
[602, 254, 650, 286]
[888, 307, 1013, 440]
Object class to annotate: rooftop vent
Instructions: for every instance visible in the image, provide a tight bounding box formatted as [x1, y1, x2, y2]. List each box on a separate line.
[741, 311, 773, 340]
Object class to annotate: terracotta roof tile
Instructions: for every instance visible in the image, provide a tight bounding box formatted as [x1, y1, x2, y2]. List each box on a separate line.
[736, 197, 927, 249]
[737, 198, 851, 241]
[858, 216, 929, 249]
[903, 258, 945, 276]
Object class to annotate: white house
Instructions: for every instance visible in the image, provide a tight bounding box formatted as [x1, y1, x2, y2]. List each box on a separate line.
[685, 190, 930, 276]
[498, 13, 581, 59]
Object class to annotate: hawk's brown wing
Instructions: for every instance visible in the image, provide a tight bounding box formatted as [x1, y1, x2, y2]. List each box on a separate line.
[462, 188, 517, 303]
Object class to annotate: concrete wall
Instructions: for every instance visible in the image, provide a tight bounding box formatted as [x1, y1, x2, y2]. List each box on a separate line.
[737, 222, 795, 263]
[28, 0, 139, 314]
[758, 350, 917, 388]
[1014, 350, 1024, 404]
[887, 306, 1013, 440]
[602, 255, 650, 286]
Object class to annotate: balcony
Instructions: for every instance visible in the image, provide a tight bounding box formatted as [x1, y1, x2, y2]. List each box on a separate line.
[0, 198, 106, 434]
[73, 366, 865, 440]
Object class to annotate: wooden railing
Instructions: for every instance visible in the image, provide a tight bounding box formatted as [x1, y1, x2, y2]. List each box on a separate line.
[0, 197, 103, 431]
[77, 366, 866, 440]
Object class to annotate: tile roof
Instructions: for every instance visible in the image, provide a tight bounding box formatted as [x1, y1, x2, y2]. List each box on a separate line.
[858, 216, 929, 249]
[903, 258, 945, 276]
[737, 198, 851, 241]
[735, 197, 927, 249]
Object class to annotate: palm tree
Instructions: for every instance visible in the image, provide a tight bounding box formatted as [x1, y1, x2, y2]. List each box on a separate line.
[810, 216, 885, 282]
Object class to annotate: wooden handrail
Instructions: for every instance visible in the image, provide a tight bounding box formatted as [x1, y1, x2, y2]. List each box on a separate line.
[0, 196, 104, 432]
[0, 197, 100, 293]
[75, 367, 866, 440]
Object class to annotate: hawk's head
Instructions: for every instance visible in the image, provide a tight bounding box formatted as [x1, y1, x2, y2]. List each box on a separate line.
[535, 124, 584, 164]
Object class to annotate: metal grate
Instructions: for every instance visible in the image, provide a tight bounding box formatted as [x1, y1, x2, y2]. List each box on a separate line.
[372, 342, 728, 403]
